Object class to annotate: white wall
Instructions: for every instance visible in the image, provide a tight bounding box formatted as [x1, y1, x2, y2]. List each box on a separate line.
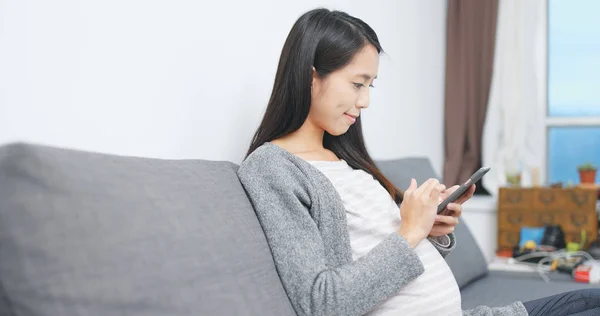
[0, 0, 447, 176]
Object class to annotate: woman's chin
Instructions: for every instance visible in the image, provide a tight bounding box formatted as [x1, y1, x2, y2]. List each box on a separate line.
[326, 126, 350, 137]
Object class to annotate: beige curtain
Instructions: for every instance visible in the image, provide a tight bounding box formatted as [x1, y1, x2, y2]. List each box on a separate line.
[443, 0, 499, 186]
[482, 0, 547, 193]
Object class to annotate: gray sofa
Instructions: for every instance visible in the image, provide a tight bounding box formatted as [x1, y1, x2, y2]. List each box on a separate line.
[0, 143, 594, 315]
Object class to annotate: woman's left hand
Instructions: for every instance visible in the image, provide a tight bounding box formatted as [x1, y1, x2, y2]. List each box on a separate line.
[429, 184, 476, 237]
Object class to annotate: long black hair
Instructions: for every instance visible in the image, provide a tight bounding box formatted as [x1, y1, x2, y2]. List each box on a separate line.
[246, 8, 403, 203]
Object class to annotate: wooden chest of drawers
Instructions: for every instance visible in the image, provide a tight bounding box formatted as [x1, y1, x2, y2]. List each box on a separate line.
[497, 188, 598, 251]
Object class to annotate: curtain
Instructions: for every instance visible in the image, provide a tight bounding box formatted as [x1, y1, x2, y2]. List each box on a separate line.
[481, 0, 547, 193]
[443, 0, 499, 186]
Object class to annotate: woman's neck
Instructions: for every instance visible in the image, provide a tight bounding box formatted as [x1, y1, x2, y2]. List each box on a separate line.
[272, 120, 339, 162]
[277, 119, 323, 151]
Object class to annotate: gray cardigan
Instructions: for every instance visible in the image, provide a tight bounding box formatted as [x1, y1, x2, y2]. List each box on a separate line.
[238, 143, 527, 316]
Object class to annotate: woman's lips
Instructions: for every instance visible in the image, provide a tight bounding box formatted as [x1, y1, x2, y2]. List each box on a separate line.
[345, 113, 357, 124]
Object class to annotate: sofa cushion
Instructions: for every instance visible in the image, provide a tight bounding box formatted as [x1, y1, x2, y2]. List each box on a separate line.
[376, 157, 437, 191]
[376, 157, 489, 289]
[0, 143, 295, 316]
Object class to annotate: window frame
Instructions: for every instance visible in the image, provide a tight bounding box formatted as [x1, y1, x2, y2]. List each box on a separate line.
[544, 0, 600, 184]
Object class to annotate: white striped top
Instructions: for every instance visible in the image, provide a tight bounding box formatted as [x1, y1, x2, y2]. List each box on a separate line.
[309, 159, 462, 316]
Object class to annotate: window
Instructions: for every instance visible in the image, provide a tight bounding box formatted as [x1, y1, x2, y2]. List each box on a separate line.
[547, 0, 600, 184]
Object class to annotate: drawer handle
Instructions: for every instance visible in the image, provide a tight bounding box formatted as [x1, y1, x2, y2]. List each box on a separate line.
[505, 192, 523, 204]
[570, 192, 589, 207]
[538, 214, 555, 224]
[571, 214, 588, 227]
[507, 214, 523, 224]
[539, 192, 555, 205]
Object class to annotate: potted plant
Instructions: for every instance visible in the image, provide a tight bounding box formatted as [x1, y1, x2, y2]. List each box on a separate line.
[505, 171, 522, 187]
[577, 163, 597, 184]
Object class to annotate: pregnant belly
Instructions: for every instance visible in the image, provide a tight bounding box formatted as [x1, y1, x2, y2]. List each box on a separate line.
[366, 240, 462, 316]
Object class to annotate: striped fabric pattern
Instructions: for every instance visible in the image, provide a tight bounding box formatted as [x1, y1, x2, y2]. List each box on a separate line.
[309, 159, 462, 316]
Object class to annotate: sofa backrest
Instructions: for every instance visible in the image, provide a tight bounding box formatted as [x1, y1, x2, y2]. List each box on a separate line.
[0, 143, 295, 316]
[375, 157, 489, 289]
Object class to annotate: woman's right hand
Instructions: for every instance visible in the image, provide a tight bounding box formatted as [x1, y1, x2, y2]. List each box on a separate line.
[397, 178, 446, 248]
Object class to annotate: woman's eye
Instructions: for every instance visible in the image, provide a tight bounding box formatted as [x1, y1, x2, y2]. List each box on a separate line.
[353, 83, 375, 89]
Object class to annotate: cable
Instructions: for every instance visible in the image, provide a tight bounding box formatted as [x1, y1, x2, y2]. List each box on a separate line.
[509, 249, 596, 283]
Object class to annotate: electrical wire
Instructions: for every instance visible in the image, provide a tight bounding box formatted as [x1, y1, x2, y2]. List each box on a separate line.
[509, 249, 596, 283]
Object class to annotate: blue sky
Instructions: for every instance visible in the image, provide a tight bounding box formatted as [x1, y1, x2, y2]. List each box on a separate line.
[548, 0, 600, 117]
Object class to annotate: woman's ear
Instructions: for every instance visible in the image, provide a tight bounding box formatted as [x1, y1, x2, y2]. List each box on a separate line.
[311, 66, 319, 92]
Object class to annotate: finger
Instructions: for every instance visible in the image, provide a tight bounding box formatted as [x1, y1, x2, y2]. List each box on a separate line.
[439, 185, 459, 203]
[405, 178, 417, 196]
[456, 184, 476, 204]
[409, 178, 418, 190]
[441, 185, 460, 198]
[460, 184, 476, 202]
[414, 178, 436, 195]
[417, 179, 443, 198]
[430, 183, 446, 202]
[434, 215, 459, 226]
[445, 203, 462, 218]
[429, 225, 455, 237]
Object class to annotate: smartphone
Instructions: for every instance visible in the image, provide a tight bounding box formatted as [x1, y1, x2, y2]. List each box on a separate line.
[437, 167, 491, 214]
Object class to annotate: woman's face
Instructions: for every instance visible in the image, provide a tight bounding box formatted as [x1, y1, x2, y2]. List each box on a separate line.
[308, 44, 379, 136]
